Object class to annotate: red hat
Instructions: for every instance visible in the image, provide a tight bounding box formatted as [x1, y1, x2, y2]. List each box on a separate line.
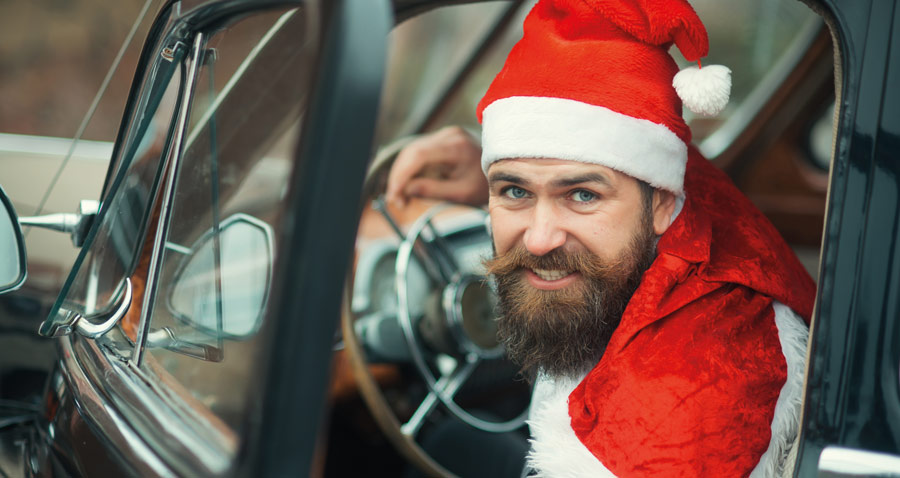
[477, 0, 731, 194]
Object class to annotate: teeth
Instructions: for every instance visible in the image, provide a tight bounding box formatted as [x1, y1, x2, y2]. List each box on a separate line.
[532, 268, 572, 281]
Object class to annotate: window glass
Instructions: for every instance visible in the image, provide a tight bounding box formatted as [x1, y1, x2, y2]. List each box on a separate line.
[40, 10, 185, 336]
[392, 1, 820, 154]
[683, 0, 821, 147]
[0, 1, 168, 302]
[0, 0, 164, 140]
[375, 1, 509, 144]
[138, 7, 313, 436]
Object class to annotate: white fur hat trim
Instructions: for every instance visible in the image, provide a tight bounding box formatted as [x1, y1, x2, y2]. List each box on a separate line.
[481, 96, 688, 194]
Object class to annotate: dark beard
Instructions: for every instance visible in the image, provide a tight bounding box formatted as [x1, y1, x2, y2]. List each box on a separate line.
[484, 213, 657, 381]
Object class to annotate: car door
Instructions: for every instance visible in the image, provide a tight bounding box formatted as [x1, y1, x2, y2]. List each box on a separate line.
[28, 0, 390, 476]
[795, 0, 900, 476]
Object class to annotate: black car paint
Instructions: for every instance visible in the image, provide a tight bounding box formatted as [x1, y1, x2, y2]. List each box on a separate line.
[797, 0, 900, 474]
[244, 1, 390, 476]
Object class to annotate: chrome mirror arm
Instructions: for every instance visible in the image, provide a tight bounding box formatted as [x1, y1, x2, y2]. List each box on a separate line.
[20, 199, 100, 247]
[146, 327, 224, 362]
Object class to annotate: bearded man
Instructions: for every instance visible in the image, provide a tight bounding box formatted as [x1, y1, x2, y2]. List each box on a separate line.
[387, 0, 816, 476]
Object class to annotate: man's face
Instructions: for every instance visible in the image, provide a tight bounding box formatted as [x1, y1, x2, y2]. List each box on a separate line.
[484, 158, 673, 379]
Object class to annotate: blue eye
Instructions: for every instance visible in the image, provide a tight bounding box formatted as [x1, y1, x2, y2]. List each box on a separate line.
[503, 187, 528, 199]
[572, 190, 597, 202]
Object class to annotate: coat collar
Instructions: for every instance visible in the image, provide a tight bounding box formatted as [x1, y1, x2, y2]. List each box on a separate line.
[604, 147, 816, 354]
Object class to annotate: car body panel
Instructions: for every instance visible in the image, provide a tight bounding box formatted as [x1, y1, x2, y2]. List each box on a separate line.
[796, 0, 900, 474]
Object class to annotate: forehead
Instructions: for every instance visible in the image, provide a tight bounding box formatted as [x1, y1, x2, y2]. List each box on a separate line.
[487, 158, 631, 187]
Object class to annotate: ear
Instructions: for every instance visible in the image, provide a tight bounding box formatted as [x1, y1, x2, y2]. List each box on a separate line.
[652, 189, 677, 236]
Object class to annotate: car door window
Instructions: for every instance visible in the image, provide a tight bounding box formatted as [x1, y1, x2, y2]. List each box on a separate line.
[375, 1, 511, 143]
[134, 6, 314, 436]
[40, 6, 184, 337]
[387, 1, 820, 157]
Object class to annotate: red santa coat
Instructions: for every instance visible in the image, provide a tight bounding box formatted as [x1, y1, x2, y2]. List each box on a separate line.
[526, 148, 817, 477]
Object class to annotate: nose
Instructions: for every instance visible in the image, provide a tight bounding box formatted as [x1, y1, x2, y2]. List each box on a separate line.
[523, 202, 566, 256]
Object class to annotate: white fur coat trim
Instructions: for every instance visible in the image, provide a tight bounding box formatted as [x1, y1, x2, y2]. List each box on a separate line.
[525, 302, 809, 477]
[749, 302, 809, 477]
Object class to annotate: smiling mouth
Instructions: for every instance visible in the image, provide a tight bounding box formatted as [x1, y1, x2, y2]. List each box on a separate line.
[531, 268, 573, 281]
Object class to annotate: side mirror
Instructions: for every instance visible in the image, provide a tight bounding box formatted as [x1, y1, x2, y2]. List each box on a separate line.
[0, 186, 26, 294]
[167, 214, 273, 339]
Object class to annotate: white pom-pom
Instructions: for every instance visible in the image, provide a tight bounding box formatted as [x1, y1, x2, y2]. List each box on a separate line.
[672, 64, 732, 116]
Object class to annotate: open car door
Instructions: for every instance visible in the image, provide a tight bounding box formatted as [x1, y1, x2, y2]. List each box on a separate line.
[796, 0, 900, 476]
[28, 1, 390, 476]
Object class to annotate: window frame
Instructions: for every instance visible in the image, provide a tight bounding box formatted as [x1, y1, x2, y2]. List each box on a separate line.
[47, 2, 330, 476]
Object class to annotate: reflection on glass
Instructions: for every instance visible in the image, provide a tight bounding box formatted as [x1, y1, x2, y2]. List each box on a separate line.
[39, 21, 185, 337]
[139, 6, 312, 438]
[375, 1, 510, 143]
[168, 215, 272, 338]
[678, 0, 820, 143]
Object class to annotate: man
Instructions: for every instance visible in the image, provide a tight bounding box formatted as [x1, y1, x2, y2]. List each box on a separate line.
[387, 0, 815, 476]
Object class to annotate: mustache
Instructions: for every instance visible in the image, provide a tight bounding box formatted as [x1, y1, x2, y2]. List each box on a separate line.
[483, 245, 629, 279]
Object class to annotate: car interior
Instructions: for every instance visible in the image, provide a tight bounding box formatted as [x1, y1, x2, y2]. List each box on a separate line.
[326, 1, 836, 476]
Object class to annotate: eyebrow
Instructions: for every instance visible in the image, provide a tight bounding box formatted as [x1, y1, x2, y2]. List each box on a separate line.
[550, 173, 612, 189]
[488, 172, 530, 187]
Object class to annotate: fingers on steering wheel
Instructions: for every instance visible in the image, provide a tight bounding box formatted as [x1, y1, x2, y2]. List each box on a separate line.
[386, 143, 429, 208]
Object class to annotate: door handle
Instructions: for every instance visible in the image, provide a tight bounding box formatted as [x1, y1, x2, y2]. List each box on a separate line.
[818, 446, 900, 477]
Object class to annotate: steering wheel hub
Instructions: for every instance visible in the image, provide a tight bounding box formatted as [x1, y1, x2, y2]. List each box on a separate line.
[443, 274, 501, 358]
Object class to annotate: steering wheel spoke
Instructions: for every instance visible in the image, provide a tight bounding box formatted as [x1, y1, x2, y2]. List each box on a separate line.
[374, 196, 451, 285]
[420, 216, 461, 282]
[401, 355, 479, 438]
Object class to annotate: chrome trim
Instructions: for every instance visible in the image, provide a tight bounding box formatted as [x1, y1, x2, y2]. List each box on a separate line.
[400, 357, 478, 437]
[443, 273, 503, 359]
[18, 198, 100, 247]
[132, 33, 205, 366]
[66, 330, 233, 476]
[818, 446, 900, 477]
[57, 335, 176, 477]
[73, 278, 133, 338]
[43, 278, 132, 338]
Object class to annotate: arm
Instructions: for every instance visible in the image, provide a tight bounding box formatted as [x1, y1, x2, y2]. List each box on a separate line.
[385, 126, 487, 208]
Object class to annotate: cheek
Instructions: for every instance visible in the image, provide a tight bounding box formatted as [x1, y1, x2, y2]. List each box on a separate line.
[576, 216, 639, 258]
[488, 208, 526, 254]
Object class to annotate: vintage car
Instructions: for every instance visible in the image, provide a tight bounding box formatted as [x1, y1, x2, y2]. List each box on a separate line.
[0, 0, 898, 476]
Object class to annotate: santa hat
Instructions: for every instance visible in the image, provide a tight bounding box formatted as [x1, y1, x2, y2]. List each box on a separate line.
[477, 0, 731, 194]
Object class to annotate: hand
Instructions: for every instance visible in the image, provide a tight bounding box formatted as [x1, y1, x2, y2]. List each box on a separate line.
[386, 126, 488, 208]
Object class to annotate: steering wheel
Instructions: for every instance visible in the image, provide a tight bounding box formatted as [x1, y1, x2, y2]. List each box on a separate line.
[341, 140, 530, 477]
